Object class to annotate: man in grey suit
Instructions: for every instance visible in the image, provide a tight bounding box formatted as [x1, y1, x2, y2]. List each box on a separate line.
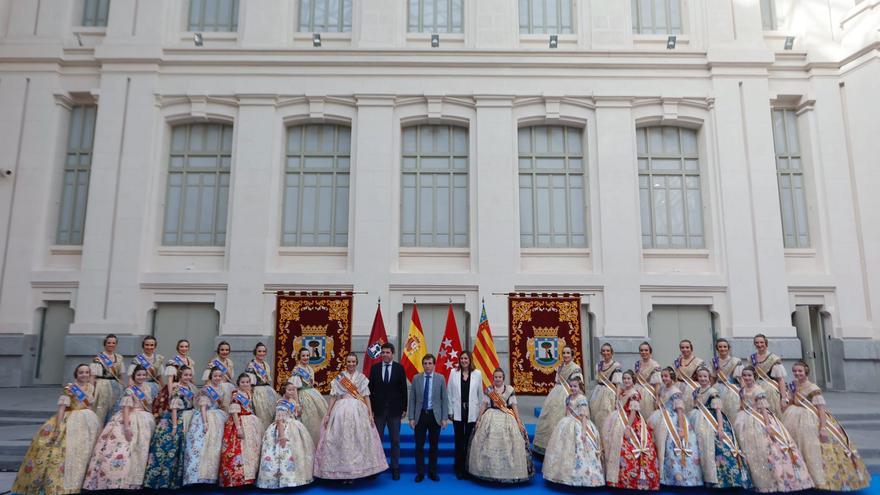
[408, 354, 448, 482]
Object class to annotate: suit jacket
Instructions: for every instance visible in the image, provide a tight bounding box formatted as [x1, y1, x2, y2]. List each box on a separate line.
[447, 368, 484, 423]
[408, 372, 448, 425]
[368, 361, 407, 417]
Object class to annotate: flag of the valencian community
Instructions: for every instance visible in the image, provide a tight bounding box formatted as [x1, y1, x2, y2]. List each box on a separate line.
[472, 302, 500, 390]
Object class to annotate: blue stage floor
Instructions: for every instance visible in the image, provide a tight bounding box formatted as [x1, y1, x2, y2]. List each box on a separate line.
[116, 424, 880, 494]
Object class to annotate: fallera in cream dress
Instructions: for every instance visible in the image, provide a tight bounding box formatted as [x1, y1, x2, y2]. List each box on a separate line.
[734, 384, 812, 492]
[532, 361, 583, 455]
[467, 385, 534, 483]
[541, 392, 604, 487]
[782, 380, 869, 491]
[288, 364, 328, 448]
[588, 360, 621, 433]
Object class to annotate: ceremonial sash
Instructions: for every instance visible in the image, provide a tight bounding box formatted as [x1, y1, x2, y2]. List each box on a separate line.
[134, 354, 152, 369]
[294, 367, 313, 386]
[567, 399, 600, 452]
[660, 402, 693, 466]
[488, 388, 530, 446]
[337, 374, 369, 408]
[129, 385, 150, 410]
[170, 355, 191, 370]
[278, 399, 297, 415]
[742, 401, 798, 464]
[596, 362, 618, 392]
[750, 354, 779, 383]
[67, 383, 90, 407]
[674, 356, 699, 391]
[210, 358, 228, 374]
[634, 364, 659, 402]
[251, 362, 269, 382]
[203, 385, 221, 403]
[178, 385, 194, 400]
[557, 368, 573, 395]
[616, 403, 650, 459]
[792, 388, 862, 476]
[712, 357, 740, 396]
[234, 392, 253, 412]
[694, 397, 744, 465]
[95, 353, 120, 381]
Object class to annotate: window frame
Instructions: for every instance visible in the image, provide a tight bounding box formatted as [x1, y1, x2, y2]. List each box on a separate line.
[297, 0, 353, 33]
[407, 0, 464, 34]
[187, 0, 239, 32]
[517, 125, 589, 249]
[81, 0, 110, 27]
[518, 0, 575, 35]
[772, 109, 810, 249]
[631, 0, 683, 35]
[760, 0, 778, 30]
[162, 123, 233, 247]
[56, 105, 98, 246]
[281, 123, 352, 247]
[636, 125, 705, 249]
[400, 124, 470, 248]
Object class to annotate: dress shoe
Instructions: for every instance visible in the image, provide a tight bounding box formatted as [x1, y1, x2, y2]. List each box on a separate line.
[392, 469, 400, 481]
[414, 473, 424, 483]
[429, 473, 440, 482]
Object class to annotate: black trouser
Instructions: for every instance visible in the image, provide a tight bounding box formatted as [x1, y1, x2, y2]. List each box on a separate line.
[374, 410, 401, 469]
[453, 419, 475, 476]
[414, 409, 441, 475]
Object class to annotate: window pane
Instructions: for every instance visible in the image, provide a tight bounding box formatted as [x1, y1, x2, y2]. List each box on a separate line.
[518, 125, 589, 248]
[400, 125, 469, 247]
[189, 0, 238, 32]
[638, 125, 703, 248]
[57, 106, 97, 245]
[282, 124, 351, 246]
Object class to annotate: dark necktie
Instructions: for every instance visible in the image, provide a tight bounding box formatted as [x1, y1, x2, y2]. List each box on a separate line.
[384, 364, 390, 383]
[423, 374, 431, 410]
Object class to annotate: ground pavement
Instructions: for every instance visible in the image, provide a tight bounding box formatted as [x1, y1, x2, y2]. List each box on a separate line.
[1, 387, 878, 493]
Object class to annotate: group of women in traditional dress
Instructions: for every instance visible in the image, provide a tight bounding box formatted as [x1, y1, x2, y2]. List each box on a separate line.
[12, 336, 389, 494]
[532, 336, 871, 492]
[12, 333, 872, 494]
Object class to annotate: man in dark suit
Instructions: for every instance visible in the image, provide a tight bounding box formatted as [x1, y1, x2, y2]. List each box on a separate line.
[369, 343, 407, 480]
[408, 354, 448, 482]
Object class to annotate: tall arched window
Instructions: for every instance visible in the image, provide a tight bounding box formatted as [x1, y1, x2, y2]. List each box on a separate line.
[518, 125, 587, 248]
[401, 125, 469, 247]
[282, 124, 351, 247]
[56, 106, 97, 245]
[162, 123, 232, 246]
[637, 125, 704, 248]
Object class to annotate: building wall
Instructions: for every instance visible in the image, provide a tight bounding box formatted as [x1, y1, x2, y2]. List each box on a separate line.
[0, 0, 878, 389]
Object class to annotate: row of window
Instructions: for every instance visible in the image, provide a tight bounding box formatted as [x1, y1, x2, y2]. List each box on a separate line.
[57, 109, 810, 251]
[79, 0, 784, 36]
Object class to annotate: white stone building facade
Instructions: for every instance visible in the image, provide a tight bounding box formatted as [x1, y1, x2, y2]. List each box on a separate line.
[0, 0, 878, 390]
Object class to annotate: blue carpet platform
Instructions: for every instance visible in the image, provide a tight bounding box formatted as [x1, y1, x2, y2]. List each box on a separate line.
[134, 422, 878, 494]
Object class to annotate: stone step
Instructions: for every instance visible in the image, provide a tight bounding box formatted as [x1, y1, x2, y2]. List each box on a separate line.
[0, 409, 54, 419]
[0, 455, 23, 472]
[840, 420, 880, 431]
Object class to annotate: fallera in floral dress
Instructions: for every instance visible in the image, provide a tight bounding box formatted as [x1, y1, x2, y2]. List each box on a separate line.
[256, 399, 315, 488]
[689, 384, 751, 488]
[182, 384, 228, 485]
[734, 384, 813, 492]
[143, 382, 194, 489]
[82, 384, 156, 490]
[601, 388, 660, 491]
[219, 389, 263, 487]
[648, 383, 703, 486]
[541, 392, 604, 487]
[12, 383, 100, 495]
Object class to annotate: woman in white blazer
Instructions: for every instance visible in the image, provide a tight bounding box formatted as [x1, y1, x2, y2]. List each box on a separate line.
[446, 350, 484, 479]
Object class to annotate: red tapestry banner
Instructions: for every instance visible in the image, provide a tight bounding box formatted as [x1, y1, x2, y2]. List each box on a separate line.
[508, 293, 582, 395]
[275, 292, 353, 394]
